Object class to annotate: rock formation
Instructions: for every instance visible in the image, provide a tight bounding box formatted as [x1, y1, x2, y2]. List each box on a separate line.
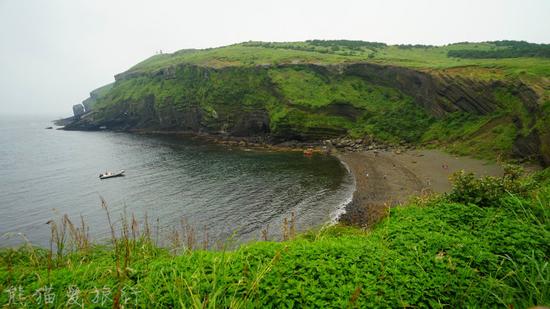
[64, 61, 549, 166]
[72, 104, 85, 117]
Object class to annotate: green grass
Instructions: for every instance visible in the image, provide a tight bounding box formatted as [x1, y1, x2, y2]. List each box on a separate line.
[114, 40, 550, 112]
[94, 64, 436, 143]
[129, 45, 362, 73]
[83, 40, 550, 163]
[91, 83, 114, 98]
[422, 113, 518, 159]
[267, 66, 435, 141]
[127, 41, 550, 83]
[268, 67, 400, 109]
[538, 101, 550, 163]
[120, 41, 550, 114]
[1, 169, 549, 307]
[420, 86, 539, 160]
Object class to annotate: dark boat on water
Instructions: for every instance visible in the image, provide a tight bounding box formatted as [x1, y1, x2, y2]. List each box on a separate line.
[99, 170, 125, 180]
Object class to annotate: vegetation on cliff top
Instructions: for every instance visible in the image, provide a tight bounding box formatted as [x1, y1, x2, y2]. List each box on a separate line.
[75, 40, 550, 164]
[1, 167, 549, 307]
[448, 40, 550, 59]
[129, 40, 550, 79]
[121, 41, 550, 110]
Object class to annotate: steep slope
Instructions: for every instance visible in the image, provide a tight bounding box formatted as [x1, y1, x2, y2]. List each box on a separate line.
[81, 83, 114, 112]
[65, 41, 550, 165]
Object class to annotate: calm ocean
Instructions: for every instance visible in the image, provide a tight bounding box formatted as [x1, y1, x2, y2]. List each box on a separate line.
[0, 115, 354, 247]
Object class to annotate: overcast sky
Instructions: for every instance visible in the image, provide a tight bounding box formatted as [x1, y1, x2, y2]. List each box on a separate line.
[0, 0, 549, 117]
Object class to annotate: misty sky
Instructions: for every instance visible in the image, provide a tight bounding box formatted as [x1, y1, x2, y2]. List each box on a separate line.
[0, 0, 549, 117]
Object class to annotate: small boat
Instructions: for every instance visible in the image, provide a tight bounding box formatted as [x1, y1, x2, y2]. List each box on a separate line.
[45, 126, 53, 129]
[303, 148, 314, 157]
[99, 170, 125, 180]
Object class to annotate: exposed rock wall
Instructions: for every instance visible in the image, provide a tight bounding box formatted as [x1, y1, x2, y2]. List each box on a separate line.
[72, 104, 85, 117]
[343, 63, 539, 117]
[81, 83, 115, 112]
[67, 62, 548, 165]
[341, 63, 546, 165]
[114, 66, 177, 82]
[66, 92, 272, 139]
[111, 62, 539, 120]
[82, 97, 94, 112]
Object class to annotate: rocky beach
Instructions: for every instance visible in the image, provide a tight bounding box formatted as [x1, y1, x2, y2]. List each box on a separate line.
[337, 148, 505, 226]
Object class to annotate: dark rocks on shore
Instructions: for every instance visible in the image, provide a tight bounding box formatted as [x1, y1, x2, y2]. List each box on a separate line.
[59, 114, 412, 155]
[323, 136, 408, 153]
[53, 116, 75, 126]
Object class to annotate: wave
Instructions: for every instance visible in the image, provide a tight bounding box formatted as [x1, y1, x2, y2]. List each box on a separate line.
[328, 158, 356, 224]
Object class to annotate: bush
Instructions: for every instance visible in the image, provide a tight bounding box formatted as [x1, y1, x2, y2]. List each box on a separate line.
[448, 41, 550, 59]
[448, 164, 532, 207]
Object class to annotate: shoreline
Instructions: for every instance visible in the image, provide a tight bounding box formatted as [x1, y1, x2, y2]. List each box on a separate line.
[336, 149, 506, 227]
[62, 126, 403, 154]
[60, 126, 524, 229]
[328, 159, 355, 224]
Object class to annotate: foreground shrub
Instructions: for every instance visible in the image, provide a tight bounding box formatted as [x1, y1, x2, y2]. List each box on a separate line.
[448, 164, 534, 207]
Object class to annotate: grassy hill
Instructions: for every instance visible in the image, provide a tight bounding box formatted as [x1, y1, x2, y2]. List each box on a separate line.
[1, 167, 549, 307]
[127, 41, 550, 81]
[66, 40, 550, 165]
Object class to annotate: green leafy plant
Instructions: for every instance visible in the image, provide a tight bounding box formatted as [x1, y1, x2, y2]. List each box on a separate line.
[447, 165, 534, 207]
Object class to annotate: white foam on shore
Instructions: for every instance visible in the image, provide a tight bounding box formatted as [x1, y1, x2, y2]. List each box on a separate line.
[328, 158, 356, 224]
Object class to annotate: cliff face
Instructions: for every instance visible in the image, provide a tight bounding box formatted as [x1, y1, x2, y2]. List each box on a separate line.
[67, 66, 274, 137]
[81, 83, 114, 112]
[72, 104, 84, 117]
[341, 63, 548, 164]
[66, 62, 549, 166]
[343, 63, 539, 116]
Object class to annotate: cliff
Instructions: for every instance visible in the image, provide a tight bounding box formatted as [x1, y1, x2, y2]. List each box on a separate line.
[64, 41, 550, 165]
[82, 83, 114, 112]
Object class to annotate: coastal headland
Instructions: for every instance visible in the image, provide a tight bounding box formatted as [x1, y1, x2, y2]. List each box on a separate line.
[62, 40, 550, 168]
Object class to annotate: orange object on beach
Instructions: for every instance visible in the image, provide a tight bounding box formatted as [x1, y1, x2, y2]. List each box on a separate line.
[303, 148, 314, 156]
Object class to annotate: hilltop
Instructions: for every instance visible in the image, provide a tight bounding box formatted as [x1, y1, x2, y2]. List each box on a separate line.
[65, 40, 550, 165]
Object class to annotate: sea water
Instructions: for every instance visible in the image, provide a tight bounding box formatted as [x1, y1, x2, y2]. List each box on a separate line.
[0, 115, 354, 247]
